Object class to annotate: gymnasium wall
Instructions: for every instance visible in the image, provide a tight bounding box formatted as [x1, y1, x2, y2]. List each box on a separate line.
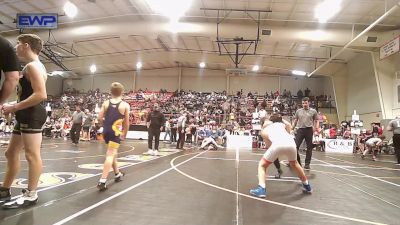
[391, 53, 400, 117]
[64, 68, 334, 98]
[229, 75, 329, 97]
[136, 68, 179, 91]
[229, 75, 279, 94]
[331, 64, 348, 122]
[373, 51, 398, 120]
[346, 52, 382, 125]
[396, 54, 400, 116]
[46, 76, 63, 97]
[64, 76, 92, 93]
[181, 68, 227, 92]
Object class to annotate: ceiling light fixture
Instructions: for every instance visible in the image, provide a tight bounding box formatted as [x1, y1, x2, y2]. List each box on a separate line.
[199, 62, 206, 68]
[252, 65, 260, 72]
[292, 70, 307, 76]
[136, 62, 143, 69]
[63, 1, 78, 18]
[145, 0, 193, 22]
[315, 0, 342, 23]
[298, 30, 330, 41]
[50, 71, 63, 76]
[165, 21, 202, 33]
[90, 64, 97, 73]
[72, 26, 100, 35]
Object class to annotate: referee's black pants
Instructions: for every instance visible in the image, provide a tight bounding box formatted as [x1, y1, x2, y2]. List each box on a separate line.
[295, 127, 314, 166]
[70, 123, 82, 144]
[171, 128, 177, 142]
[177, 127, 185, 149]
[148, 128, 161, 150]
[392, 134, 400, 164]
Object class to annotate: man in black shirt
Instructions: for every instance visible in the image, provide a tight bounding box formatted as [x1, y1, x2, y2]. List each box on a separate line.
[0, 36, 20, 109]
[0, 36, 20, 204]
[146, 103, 165, 156]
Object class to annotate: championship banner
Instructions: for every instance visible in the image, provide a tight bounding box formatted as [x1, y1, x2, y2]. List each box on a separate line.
[324, 139, 354, 154]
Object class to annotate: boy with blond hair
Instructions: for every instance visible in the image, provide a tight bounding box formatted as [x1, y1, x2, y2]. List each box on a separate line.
[97, 82, 130, 191]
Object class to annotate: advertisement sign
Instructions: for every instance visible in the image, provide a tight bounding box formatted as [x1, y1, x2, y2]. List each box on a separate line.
[380, 36, 399, 60]
[17, 13, 58, 29]
[324, 139, 354, 154]
[226, 135, 252, 149]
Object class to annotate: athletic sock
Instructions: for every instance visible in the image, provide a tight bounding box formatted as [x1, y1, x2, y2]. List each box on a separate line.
[27, 189, 37, 196]
[302, 180, 309, 185]
[259, 183, 266, 188]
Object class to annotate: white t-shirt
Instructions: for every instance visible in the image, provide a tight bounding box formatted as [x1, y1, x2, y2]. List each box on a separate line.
[177, 115, 186, 127]
[165, 121, 170, 129]
[252, 112, 259, 119]
[259, 110, 267, 118]
[265, 122, 295, 145]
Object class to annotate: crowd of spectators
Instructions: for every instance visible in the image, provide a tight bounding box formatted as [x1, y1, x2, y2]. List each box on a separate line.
[0, 87, 341, 151]
[0, 87, 394, 163]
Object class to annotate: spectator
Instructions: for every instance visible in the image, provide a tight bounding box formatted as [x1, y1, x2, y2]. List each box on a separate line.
[387, 117, 400, 165]
[146, 103, 165, 156]
[176, 111, 187, 149]
[297, 89, 303, 99]
[82, 109, 93, 141]
[164, 119, 171, 142]
[70, 105, 85, 145]
[305, 88, 311, 97]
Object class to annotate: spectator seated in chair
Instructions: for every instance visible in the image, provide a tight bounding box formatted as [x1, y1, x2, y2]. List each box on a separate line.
[43, 120, 53, 137]
[51, 120, 63, 138]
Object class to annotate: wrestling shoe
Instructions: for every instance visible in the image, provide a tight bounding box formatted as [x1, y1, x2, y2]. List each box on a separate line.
[97, 182, 107, 191]
[302, 183, 312, 194]
[274, 168, 283, 179]
[114, 172, 125, 182]
[250, 185, 266, 198]
[2, 189, 38, 209]
[145, 149, 154, 155]
[0, 187, 11, 203]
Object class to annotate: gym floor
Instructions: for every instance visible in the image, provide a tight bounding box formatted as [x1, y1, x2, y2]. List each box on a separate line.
[0, 139, 399, 225]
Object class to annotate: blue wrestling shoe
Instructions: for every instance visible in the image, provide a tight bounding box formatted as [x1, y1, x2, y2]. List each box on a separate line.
[250, 185, 266, 198]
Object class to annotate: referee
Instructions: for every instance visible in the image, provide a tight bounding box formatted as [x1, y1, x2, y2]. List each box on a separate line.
[146, 103, 165, 156]
[387, 116, 400, 165]
[292, 97, 319, 169]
